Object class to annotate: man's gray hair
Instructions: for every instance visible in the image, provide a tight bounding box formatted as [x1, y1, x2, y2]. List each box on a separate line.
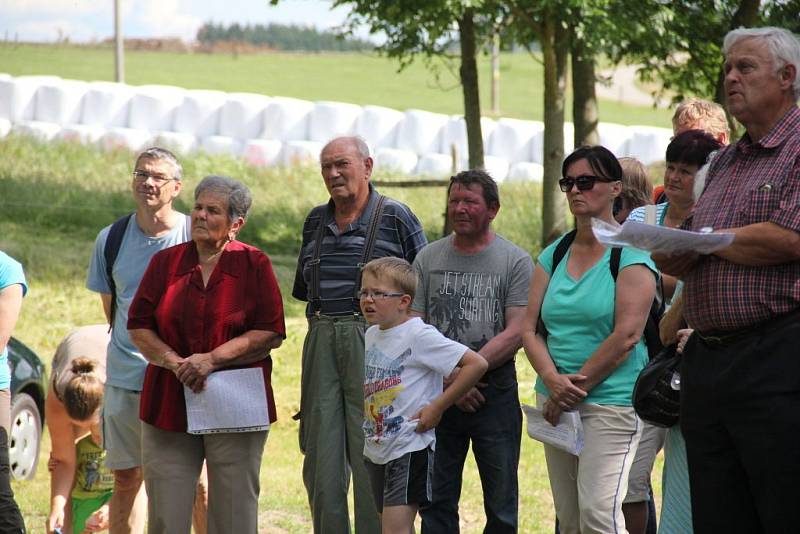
[135, 146, 183, 180]
[320, 135, 371, 161]
[194, 175, 253, 221]
[724, 26, 800, 100]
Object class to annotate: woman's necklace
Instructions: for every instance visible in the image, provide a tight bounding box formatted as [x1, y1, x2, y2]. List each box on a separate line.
[198, 247, 224, 265]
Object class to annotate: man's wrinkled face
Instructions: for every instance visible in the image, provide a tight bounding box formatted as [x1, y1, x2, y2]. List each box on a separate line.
[319, 139, 372, 204]
[723, 38, 786, 126]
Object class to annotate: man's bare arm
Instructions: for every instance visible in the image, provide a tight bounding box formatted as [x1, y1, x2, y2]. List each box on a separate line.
[100, 293, 112, 323]
[713, 222, 800, 266]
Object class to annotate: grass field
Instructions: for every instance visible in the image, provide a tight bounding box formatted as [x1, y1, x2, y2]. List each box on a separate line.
[0, 43, 673, 127]
[3, 133, 664, 532]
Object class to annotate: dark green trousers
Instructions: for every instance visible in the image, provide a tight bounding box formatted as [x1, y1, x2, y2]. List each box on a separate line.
[299, 315, 380, 533]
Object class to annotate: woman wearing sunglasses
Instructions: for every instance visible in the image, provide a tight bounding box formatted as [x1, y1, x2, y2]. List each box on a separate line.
[522, 145, 658, 534]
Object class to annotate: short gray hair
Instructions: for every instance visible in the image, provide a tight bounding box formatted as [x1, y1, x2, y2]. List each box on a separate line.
[723, 26, 800, 100]
[194, 175, 252, 221]
[320, 135, 371, 161]
[135, 146, 183, 180]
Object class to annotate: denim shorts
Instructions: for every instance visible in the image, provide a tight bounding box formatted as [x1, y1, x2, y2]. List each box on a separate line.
[364, 446, 434, 512]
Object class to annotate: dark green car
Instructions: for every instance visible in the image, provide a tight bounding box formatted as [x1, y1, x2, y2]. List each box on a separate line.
[8, 337, 46, 480]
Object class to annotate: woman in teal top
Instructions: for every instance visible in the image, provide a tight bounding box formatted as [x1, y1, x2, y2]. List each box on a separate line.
[522, 146, 657, 534]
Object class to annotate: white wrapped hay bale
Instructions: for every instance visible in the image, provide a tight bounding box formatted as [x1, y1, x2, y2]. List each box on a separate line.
[439, 116, 497, 162]
[57, 124, 107, 144]
[33, 79, 87, 124]
[598, 122, 632, 157]
[150, 131, 197, 154]
[484, 155, 510, 182]
[395, 109, 448, 155]
[173, 90, 226, 137]
[262, 97, 314, 141]
[80, 81, 134, 128]
[128, 84, 186, 131]
[374, 147, 418, 175]
[11, 121, 62, 141]
[280, 140, 323, 167]
[98, 127, 153, 152]
[218, 92, 271, 140]
[0, 118, 11, 138]
[507, 162, 544, 182]
[200, 135, 243, 156]
[0, 75, 60, 121]
[628, 126, 673, 165]
[488, 118, 544, 164]
[242, 139, 283, 167]
[309, 101, 362, 143]
[563, 122, 576, 156]
[354, 105, 404, 150]
[415, 153, 454, 177]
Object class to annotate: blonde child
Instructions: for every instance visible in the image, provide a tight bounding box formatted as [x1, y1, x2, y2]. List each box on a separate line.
[359, 257, 488, 534]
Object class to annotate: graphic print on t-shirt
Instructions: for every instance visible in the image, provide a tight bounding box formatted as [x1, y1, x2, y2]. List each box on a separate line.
[427, 269, 502, 350]
[364, 346, 413, 443]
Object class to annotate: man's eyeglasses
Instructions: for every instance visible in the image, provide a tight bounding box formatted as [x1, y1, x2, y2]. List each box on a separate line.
[358, 290, 405, 300]
[558, 175, 617, 192]
[132, 171, 176, 185]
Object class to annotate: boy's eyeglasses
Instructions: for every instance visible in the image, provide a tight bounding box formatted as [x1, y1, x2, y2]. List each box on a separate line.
[358, 290, 405, 300]
[559, 175, 617, 192]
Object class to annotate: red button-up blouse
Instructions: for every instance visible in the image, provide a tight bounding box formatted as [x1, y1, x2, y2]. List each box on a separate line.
[128, 240, 286, 432]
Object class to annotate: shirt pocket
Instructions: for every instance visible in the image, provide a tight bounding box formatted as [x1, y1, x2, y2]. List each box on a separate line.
[737, 186, 778, 226]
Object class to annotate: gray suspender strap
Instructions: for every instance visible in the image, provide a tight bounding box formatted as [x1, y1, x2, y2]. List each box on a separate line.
[307, 194, 387, 315]
[308, 215, 327, 315]
[354, 195, 387, 305]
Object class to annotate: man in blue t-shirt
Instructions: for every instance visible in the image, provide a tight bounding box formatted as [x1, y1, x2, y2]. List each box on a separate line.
[85, 147, 195, 534]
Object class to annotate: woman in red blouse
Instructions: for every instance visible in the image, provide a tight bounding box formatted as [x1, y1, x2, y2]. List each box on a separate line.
[128, 175, 286, 534]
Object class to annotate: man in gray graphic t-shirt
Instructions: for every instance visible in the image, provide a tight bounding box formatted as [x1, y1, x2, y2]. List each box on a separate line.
[413, 169, 532, 533]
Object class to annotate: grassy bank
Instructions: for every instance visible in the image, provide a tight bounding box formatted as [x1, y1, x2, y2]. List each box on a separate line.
[0, 43, 672, 126]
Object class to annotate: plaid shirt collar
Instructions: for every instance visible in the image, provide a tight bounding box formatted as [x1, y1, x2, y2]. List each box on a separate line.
[736, 105, 800, 152]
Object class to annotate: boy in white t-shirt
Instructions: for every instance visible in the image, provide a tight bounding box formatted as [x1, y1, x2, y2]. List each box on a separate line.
[359, 257, 488, 534]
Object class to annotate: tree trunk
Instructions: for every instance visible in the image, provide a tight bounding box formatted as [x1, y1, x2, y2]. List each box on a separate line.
[458, 9, 485, 170]
[571, 33, 599, 147]
[541, 11, 569, 247]
[714, 0, 761, 135]
[491, 30, 501, 115]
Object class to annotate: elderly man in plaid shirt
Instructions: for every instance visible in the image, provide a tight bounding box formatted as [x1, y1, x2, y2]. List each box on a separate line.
[655, 26, 800, 534]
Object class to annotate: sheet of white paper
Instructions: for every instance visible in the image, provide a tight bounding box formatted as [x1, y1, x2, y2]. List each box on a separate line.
[184, 368, 270, 434]
[591, 217, 735, 254]
[522, 404, 584, 455]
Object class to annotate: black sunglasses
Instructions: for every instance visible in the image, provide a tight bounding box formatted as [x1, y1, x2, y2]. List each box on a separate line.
[559, 175, 617, 192]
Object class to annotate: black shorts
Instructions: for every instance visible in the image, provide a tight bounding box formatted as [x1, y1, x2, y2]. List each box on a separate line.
[364, 446, 434, 513]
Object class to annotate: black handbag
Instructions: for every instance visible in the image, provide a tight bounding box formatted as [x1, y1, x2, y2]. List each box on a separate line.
[632, 344, 681, 427]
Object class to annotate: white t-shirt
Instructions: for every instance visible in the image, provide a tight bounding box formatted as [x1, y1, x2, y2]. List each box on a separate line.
[363, 317, 468, 464]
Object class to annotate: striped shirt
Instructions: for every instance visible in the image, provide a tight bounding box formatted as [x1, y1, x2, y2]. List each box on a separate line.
[684, 106, 800, 332]
[293, 185, 428, 317]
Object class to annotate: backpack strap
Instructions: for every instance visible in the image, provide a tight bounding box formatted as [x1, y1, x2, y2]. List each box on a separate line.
[644, 204, 658, 226]
[353, 195, 387, 307]
[538, 230, 577, 339]
[103, 213, 132, 332]
[551, 229, 577, 271]
[609, 247, 663, 359]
